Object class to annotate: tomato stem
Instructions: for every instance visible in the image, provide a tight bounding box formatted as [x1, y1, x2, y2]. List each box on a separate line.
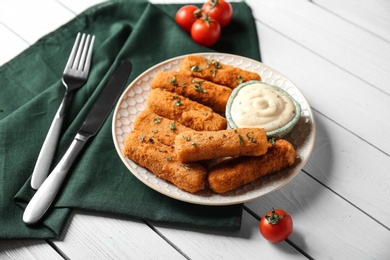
[210, 0, 219, 8]
[193, 8, 202, 18]
[265, 208, 288, 225]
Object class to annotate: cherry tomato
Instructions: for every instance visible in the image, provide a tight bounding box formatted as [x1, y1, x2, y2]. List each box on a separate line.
[175, 5, 201, 32]
[202, 0, 233, 27]
[259, 209, 293, 243]
[191, 17, 221, 47]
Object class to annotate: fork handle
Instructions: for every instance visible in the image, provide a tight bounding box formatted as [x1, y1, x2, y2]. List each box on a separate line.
[24, 134, 88, 225]
[30, 94, 70, 190]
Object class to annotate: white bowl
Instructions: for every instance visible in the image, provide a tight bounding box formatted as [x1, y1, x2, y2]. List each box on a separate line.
[226, 80, 302, 138]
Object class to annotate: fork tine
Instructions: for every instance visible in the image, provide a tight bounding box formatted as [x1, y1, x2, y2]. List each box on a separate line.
[83, 35, 95, 73]
[72, 33, 86, 69]
[77, 34, 91, 71]
[64, 32, 81, 71]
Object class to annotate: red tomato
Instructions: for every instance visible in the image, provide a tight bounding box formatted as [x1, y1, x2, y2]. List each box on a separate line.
[191, 17, 221, 47]
[202, 0, 233, 27]
[259, 209, 293, 243]
[175, 5, 201, 32]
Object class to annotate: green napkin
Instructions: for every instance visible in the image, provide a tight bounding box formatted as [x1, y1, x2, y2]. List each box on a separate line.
[0, 0, 260, 239]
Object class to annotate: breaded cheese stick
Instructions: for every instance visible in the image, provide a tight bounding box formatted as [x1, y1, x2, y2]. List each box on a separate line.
[123, 130, 207, 193]
[133, 109, 194, 146]
[179, 55, 261, 89]
[175, 128, 270, 162]
[208, 139, 296, 193]
[151, 71, 232, 113]
[147, 88, 227, 131]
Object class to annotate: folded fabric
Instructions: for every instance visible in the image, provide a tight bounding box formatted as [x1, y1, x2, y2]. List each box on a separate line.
[0, 0, 260, 239]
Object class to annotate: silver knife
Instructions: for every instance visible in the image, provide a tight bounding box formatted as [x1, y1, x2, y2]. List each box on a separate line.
[23, 60, 132, 225]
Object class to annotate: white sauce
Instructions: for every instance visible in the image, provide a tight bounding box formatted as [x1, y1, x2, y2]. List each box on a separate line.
[230, 83, 296, 131]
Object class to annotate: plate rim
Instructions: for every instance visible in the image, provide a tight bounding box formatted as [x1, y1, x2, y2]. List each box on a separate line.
[112, 52, 316, 206]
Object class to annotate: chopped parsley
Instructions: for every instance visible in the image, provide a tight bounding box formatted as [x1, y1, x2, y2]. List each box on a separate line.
[183, 136, 190, 141]
[170, 77, 178, 86]
[237, 75, 243, 84]
[169, 121, 176, 132]
[174, 99, 182, 106]
[268, 137, 276, 145]
[246, 132, 257, 143]
[191, 65, 202, 72]
[154, 117, 162, 124]
[210, 60, 222, 77]
[181, 165, 190, 170]
[194, 80, 207, 93]
[238, 134, 245, 146]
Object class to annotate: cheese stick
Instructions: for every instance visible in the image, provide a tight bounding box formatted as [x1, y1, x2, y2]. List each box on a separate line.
[151, 71, 232, 113]
[146, 88, 227, 131]
[208, 139, 296, 193]
[133, 109, 193, 146]
[175, 128, 270, 162]
[179, 55, 261, 89]
[123, 130, 207, 193]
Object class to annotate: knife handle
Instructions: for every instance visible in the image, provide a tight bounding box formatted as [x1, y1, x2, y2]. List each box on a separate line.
[31, 94, 69, 190]
[23, 134, 88, 225]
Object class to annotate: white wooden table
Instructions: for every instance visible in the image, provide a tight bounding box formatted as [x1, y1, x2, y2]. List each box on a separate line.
[1, 0, 390, 259]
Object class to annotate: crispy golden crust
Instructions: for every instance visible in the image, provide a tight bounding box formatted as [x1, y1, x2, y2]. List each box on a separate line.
[133, 109, 193, 147]
[175, 128, 270, 162]
[123, 130, 207, 193]
[146, 88, 227, 131]
[179, 55, 261, 89]
[151, 71, 232, 113]
[207, 139, 296, 193]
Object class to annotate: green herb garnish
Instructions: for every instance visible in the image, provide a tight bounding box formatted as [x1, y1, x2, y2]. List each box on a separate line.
[246, 132, 257, 143]
[238, 134, 245, 146]
[170, 77, 178, 86]
[169, 121, 176, 132]
[191, 65, 202, 72]
[174, 99, 182, 106]
[181, 165, 190, 170]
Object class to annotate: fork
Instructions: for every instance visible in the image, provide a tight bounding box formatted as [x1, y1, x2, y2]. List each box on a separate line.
[30, 32, 95, 190]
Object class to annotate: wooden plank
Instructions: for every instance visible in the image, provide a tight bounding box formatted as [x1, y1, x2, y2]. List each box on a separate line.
[254, 20, 390, 155]
[247, 0, 390, 95]
[51, 210, 186, 259]
[57, 0, 106, 14]
[0, 0, 75, 44]
[313, 0, 390, 41]
[0, 241, 62, 260]
[306, 110, 390, 227]
[245, 172, 390, 259]
[255, 20, 390, 226]
[152, 211, 306, 259]
[0, 23, 29, 66]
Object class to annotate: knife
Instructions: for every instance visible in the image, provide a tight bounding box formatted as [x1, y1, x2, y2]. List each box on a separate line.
[23, 60, 132, 225]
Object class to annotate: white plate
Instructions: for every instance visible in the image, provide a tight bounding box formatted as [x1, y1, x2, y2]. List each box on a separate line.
[112, 53, 316, 206]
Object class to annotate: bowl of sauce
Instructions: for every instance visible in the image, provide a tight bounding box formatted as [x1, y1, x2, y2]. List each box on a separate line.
[226, 80, 301, 138]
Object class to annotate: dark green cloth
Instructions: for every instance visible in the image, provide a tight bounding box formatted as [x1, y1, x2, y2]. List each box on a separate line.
[0, 1, 260, 239]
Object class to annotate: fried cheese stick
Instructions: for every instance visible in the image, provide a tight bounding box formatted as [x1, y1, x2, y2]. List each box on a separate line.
[179, 55, 261, 89]
[123, 130, 207, 193]
[133, 109, 193, 146]
[175, 128, 270, 162]
[208, 139, 296, 193]
[147, 88, 227, 131]
[151, 71, 232, 113]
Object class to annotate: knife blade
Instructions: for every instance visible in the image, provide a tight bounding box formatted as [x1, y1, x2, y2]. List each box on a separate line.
[23, 60, 132, 225]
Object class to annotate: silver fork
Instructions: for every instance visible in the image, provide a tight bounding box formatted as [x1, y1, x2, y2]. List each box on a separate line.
[30, 32, 95, 190]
